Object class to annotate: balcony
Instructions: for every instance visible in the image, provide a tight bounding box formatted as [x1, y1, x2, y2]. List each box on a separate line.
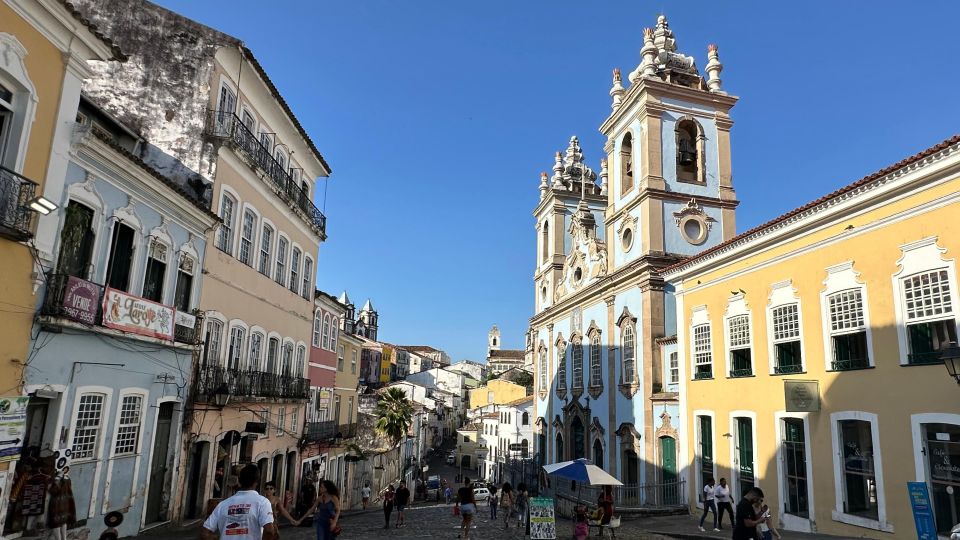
[304, 420, 336, 442]
[831, 357, 870, 371]
[193, 364, 310, 402]
[42, 273, 195, 345]
[0, 166, 38, 241]
[204, 110, 326, 238]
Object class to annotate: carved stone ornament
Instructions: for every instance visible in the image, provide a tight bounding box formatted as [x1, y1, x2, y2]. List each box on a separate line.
[572, 307, 583, 333]
[674, 199, 716, 245]
[590, 416, 605, 436]
[673, 199, 714, 228]
[656, 410, 679, 440]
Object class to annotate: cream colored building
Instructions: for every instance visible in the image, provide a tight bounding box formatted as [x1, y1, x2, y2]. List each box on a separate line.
[666, 136, 960, 536]
[65, 0, 332, 521]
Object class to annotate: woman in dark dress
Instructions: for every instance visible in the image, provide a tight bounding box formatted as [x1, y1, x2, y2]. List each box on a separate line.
[297, 480, 340, 540]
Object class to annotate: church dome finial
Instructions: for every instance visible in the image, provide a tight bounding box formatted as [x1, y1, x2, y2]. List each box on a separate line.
[610, 68, 625, 110]
[706, 44, 724, 93]
[551, 151, 564, 188]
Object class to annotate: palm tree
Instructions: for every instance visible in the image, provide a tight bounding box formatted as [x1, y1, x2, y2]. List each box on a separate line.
[374, 387, 413, 446]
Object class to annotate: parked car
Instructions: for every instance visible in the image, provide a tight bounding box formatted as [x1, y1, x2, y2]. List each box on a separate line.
[446, 454, 456, 465]
[473, 487, 491, 502]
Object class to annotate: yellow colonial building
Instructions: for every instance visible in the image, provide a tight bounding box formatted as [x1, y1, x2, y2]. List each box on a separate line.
[470, 378, 528, 410]
[665, 135, 960, 537]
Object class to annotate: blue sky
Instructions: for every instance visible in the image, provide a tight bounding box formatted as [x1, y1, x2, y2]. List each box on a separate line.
[154, 1, 960, 363]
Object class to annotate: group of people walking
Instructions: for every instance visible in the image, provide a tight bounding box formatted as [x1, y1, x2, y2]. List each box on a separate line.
[699, 478, 781, 540]
[200, 464, 342, 540]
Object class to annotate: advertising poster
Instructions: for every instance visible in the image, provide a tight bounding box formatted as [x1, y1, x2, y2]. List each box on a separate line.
[102, 287, 175, 340]
[0, 396, 29, 462]
[529, 497, 557, 540]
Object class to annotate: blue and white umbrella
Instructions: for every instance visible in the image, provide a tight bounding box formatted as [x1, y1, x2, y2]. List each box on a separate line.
[542, 458, 623, 486]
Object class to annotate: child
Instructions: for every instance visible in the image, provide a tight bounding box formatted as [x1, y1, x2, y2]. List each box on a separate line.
[574, 506, 589, 540]
[756, 502, 781, 540]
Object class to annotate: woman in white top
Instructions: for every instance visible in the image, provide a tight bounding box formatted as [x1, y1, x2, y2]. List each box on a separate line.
[698, 477, 719, 532]
[714, 478, 735, 530]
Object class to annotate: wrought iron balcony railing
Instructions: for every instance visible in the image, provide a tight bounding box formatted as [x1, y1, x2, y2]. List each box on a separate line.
[42, 273, 195, 344]
[0, 165, 38, 241]
[337, 422, 358, 439]
[304, 420, 336, 442]
[204, 110, 326, 237]
[193, 364, 310, 402]
[831, 357, 870, 371]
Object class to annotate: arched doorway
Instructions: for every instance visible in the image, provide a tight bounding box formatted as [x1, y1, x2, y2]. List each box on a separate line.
[624, 450, 639, 484]
[556, 433, 564, 462]
[660, 436, 678, 504]
[593, 439, 603, 469]
[572, 417, 585, 460]
[461, 455, 471, 468]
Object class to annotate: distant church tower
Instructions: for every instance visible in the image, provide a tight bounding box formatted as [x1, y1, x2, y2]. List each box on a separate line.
[358, 299, 379, 341]
[488, 325, 501, 352]
[338, 291, 355, 334]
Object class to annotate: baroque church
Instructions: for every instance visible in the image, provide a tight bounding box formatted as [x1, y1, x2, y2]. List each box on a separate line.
[531, 15, 738, 487]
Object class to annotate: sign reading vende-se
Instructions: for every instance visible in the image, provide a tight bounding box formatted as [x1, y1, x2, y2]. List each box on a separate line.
[102, 287, 175, 340]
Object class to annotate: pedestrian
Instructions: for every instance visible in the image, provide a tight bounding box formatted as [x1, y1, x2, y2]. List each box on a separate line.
[455, 477, 477, 540]
[201, 464, 277, 540]
[445, 485, 453, 505]
[499, 482, 514, 529]
[262, 481, 299, 527]
[360, 483, 371, 510]
[755, 500, 781, 540]
[698, 477, 719, 532]
[394, 480, 411, 528]
[296, 480, 341, 540]
[715, 478, 734, 530]
[382, 484, 395, 530]
[515, 483, 529, 529]
[596, 485, 613, 526]
[489, 487, 499, 520]
[732, 487, 766, 540]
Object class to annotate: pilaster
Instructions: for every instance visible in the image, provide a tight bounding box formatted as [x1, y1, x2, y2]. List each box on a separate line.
[603, 294, 617, 476]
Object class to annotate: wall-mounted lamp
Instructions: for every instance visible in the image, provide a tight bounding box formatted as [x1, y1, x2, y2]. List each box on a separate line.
[940, 341, 960, 384]
[28, 196, 57, 215]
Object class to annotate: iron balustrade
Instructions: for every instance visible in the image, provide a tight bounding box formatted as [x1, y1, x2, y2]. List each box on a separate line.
[831, 357, 870, 371]
[204, 110, 326, 237]
[0, 165, 38, 241]
[304, 420, 337, 442]
[194, 364, 310, 401]
[337, 422, 358, 439]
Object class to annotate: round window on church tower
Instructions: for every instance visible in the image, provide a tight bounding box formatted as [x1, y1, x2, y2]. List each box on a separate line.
[541, 286, 547, 301]
[621, 227, 634, 252]
[680, 216, 708, 245]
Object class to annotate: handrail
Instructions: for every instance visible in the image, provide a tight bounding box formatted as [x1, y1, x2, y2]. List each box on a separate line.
[0, 165, 38, 240]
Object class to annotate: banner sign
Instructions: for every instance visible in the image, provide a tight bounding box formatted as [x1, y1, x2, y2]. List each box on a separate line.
[102, 287, 175, 340]
[907, 482, 937, 540]
[175, 310, 196, 329]
[0, 397, 29, 462]
[61, 276, 102, 325]
[529, 497, 557, 540]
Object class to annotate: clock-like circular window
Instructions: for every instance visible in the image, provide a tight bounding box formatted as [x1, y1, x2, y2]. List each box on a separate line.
[621, 227, 634, 252]
[679, 216, 708, 245]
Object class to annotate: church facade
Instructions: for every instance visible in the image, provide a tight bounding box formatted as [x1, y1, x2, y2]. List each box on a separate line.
[531, 16, 739, 489]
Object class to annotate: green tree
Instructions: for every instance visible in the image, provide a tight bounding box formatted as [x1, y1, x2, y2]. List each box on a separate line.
[510, 371, 533, 389]
[374, 387, 414, 445]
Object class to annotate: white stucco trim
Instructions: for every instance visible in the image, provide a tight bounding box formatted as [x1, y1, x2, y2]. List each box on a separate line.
[67, 385, 114, 519]
[691, 408, 715, 510]
[773, 411, 815, 532]
[676, 285, 691, 504]
[766, 281, 806, 375]
[723, 294, 753, 378]
[0, 32, 38, 174]
[891, 237, 960, 365]
[689, 304, 712, 380]
[829, 410, 893, 533]
[820, 261, 876, 371]
[728, 410, 758, 502]
[258, 217, 277, 278]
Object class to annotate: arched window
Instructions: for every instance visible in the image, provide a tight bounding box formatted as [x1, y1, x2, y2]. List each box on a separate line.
[541, 221, 550, 264]
[296, 345, 306, 377]
[322, 314, 331, 349]
[676, 119, 703, 183]
[590, 333, 602, 388]
[593, 439, 604, 469]
[556, 433, 564, 462]
[227, 326, 245, 369]
[538, 347, 548, 394]
[620, 132, 633, 195]
[289, 247, 301, 292]
[206, 319, 224, 365]
[622, 325, 636, 384]
[330, 319, 338, 350]
[572, 417, 586, 460]
[282, 342, 294, 375]
[312, 312, 321, 347]
[266, 337, 279, 373]
[572, 337, 584, 392]
[216, 192, 236, 254]
[556, 340, 567, 398]
[521, 439, 529, 458]
[239, 209, 256, 266]
[249, 332, 264, 371]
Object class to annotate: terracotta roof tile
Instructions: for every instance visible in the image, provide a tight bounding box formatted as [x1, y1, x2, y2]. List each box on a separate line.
[59, 0, 127, 61]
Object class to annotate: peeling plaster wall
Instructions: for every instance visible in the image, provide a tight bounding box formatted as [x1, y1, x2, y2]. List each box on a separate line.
[72, 0, 239, 202]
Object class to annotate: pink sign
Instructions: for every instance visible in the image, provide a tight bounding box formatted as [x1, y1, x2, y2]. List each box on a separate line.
[102, 287, 175, 340]
[61, 276, 102, 325]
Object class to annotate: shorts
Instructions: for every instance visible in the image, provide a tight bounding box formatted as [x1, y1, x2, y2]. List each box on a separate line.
[396, 504, 406, 512]
[461, 503, 476, 515]
[362, 497, 369, 502]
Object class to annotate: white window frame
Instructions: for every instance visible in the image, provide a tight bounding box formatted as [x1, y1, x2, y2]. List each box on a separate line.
[141, 236, 170, 303]
[69, 387, 113, 463]
[0, 33, 38, 172]
[690, 305, 712, 380]
[829, 411, 892, 532]
[238, 207, 257, 266]
[275, 234, 289, 286]
[277, 407, 286, 436]
[351, 348, 357, 374]
[892, 238, 960, 366]
[571, 336, 584, 391]
[216, 190, 238, 255]
[821, 261, 875, 371]
[205, 317, 226, 366]
[724, 294, 753, 378]
[555, 337, 567, 395]
[666, 350, 679, 386]
[174, 250, 197, 312]
[322, 313, 331, 350]
[728, 411, 758, 503]
[312, 311, 322, 347]
[258, 221, 275, 277]
[774, 412, 816, 532]
[249, 330, 265, 371]
[302, 256, 313, 299]
[692, 409, 715, 510]
[289, 245, 301, 293]
[589, 333, 602, 388]
[909, 413, 960, 506]
[227, 324, 247, 370]
[766, 280, 805, 374]
[281, 339, 294, 376]
[337, 345, 345, 371]
[330, 318, 338, 351]
[112, 390, 148, 457]
[296, 344, 306, 377]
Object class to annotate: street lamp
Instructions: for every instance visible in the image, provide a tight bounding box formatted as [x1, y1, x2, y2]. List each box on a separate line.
[941, 341, 960, 384]
[211, 383, 231, 408]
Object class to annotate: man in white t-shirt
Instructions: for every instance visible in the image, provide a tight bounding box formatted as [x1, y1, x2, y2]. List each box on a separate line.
[202, 464, 277, 540]
[361, 484, 371, 509]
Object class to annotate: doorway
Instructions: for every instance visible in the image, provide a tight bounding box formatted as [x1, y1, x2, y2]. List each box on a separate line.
[659, 437, 678, 505]
[923, 423, 960, 534]
[272, 454, 284, 490]
[145, 402, 174, 524]
[184, 441, 210, 519]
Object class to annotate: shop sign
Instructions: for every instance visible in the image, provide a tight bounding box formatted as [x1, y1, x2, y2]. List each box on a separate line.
[0, 396, 29, 462]
[61, 276, 102, 325]
[784, 380, 820, 412]
[319, 389, 331, 407]
[102, 287, 174, 340]
[175, 310, 196, 329]
[907, 482, 937, 540]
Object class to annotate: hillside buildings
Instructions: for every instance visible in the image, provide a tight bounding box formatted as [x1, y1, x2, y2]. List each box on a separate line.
[487, 325, 526, 375]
